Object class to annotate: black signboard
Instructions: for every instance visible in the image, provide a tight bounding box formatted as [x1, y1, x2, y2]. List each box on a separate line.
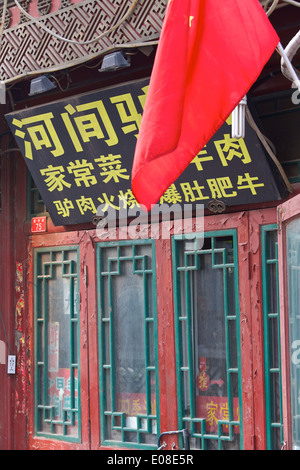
[6, 78, 288, 226]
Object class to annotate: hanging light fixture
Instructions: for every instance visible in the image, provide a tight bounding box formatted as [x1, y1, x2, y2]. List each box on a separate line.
[99, 52, 131, 72]
[29, 75, 57, 96]
[231, 95, 247, 139]
[0, 81, 6, 104]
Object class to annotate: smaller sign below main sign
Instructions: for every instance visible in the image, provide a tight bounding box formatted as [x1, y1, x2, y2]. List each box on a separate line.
[31, 216, 47, 233]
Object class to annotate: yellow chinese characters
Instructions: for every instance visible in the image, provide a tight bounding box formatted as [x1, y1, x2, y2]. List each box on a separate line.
[180, 173, 264, 202]
[207, 177, 237, 198]
[11, 84, 149, 161]
[53, 198, 74, 218]
[214, 134, 251, 167]
[40, 165, 71, 192]
[95, 154, 130, 183]
[76, 196, 97, 215]
[61, 101, 118, 151]
[110, 91, 144, 138]
[192, 134, 252, 172]
[181, 181, 209, 201]
[192, 147, 214, 171]
[53, 196, 97, 218]
[203, 398, 239, 433]
[160, 184, 182, 205]
[67, 159, 97, 187]
[51, 189, 141, 218]
[40, 154, 131, 192]
[12, 113, 64, 160]
[117, 394, 156, 417]
[118, 190, 140, 209]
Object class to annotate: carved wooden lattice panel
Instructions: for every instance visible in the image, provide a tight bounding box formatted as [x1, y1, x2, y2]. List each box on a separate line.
[0, 0, 167, 82]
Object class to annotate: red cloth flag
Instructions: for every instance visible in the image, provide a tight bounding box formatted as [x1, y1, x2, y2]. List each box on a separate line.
[131, 0, 279, 211]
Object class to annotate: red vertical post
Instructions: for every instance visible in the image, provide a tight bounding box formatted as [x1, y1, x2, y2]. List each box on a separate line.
[205, 211, 255, 449]
[235, 211, 255, 450]
[79, 231, 100, 450]
[155, 237, 179, 448]
[249, 208, 277, 449]
[14, 154, 29, 449]
[0, 143, 16, 450]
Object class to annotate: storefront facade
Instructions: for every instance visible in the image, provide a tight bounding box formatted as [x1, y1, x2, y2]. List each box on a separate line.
[0, 0, 300, 451]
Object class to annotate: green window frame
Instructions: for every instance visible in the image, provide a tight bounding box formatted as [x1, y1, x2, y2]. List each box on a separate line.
[261, 225, 283, 449]
[34, 246, 81, 442]
[172, 230, 243, 450]
[97, 239, 160, 449]
[27, 171, 47, 217]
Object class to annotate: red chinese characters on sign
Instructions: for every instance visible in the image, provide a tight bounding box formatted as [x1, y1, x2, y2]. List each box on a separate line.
[196, 357, 239, 434]
[197, 357, 210, 391]
[31, 216, 47, 232]
[117, 392, 156, 416]
[197, 370, 210, 391]
[197, 396, 240, 434]
[47, 367, 79, 423]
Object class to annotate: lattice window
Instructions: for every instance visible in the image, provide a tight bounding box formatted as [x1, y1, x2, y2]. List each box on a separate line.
[261, 225, 284, 450]
[27, 172, 47, 217]
[172, 231, 243, 450]
[34, 247, 80, 441]
[97, 240, 160, 449]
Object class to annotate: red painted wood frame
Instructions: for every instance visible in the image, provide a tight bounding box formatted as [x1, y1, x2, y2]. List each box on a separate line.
[277, 193, 300, 450]
[203, 208, 277, 450]
[23, 207, 278, 450]
[0, 142, 17, 450]
[27, 231, 93, 450]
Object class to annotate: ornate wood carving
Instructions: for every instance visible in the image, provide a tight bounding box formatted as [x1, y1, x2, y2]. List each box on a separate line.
[0, 0, 167, 82]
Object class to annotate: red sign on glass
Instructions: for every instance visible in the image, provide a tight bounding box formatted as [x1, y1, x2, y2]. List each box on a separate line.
[31, 216, 46, 233]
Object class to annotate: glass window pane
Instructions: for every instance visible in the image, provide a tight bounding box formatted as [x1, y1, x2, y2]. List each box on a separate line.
[286, 218, 300, 449]
[97, 241, 159, 448]
[34, 248, 80, 441]
[261, 226, 283, 450]
[174, 233, 242, 450]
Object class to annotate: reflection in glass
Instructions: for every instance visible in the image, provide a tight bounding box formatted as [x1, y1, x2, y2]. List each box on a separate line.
[261, 226, 283, 450]
[98, 242, 159, 448]
[286, 218, 300, 449]
[174, 234, 242, 450]
[35, 248, 80, 440]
